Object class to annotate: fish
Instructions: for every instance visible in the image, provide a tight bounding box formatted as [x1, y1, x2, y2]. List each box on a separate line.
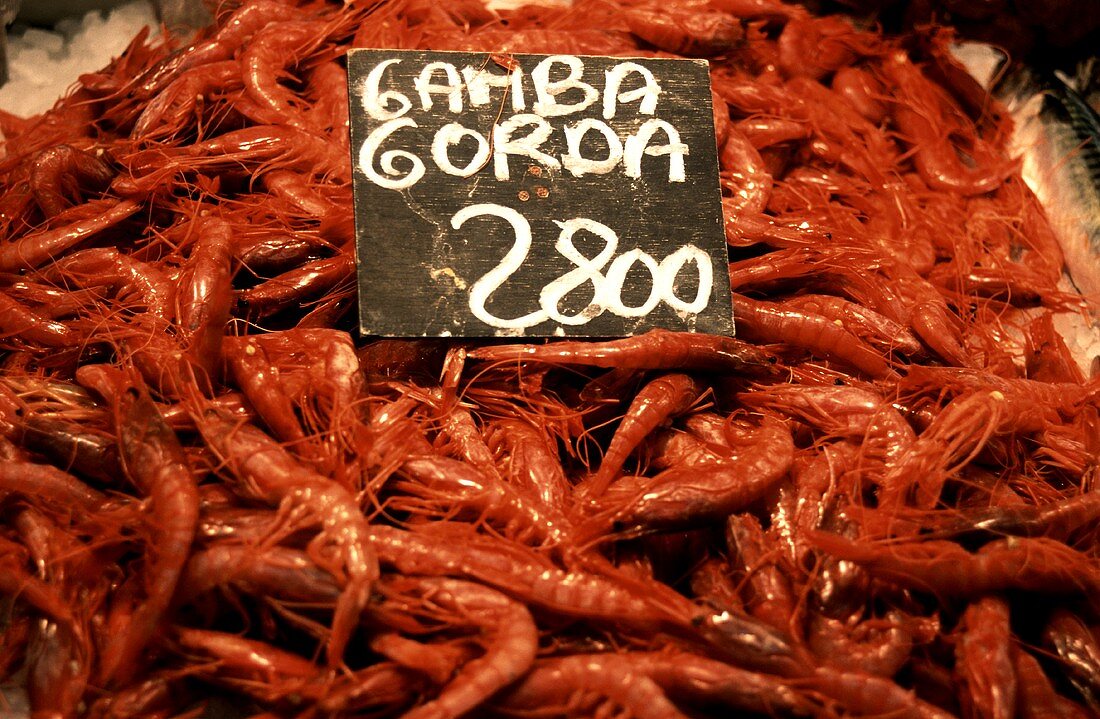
[1001, 68, 1100, 301]
[1004, 68, 1100, 377]
[951, 42, 1100, 377]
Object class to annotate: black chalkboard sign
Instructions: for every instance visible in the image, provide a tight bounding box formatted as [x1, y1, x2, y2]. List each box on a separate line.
[348, 49, 733, 338]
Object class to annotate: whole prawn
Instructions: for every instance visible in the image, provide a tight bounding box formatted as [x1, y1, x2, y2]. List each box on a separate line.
[79, 366, 199, 686]
[30, 144, 114, 218]
[583, 416, 794, 533]
[588, 373, 702, 496]
[198, 413, 378, 667]
[733, 293, 899, 379]
[469, 329, 779, 375]
[0, 198, 140, 273]
[390, 576, 538, 719]
[956, 596, 1016, 719]
[811, 532, 1100, 607]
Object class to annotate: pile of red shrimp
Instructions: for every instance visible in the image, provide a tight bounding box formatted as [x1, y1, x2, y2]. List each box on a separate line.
[0, 0, 1097, 717]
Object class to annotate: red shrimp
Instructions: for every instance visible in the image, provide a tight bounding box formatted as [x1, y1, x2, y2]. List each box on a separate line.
[734, 117, 812, 150]
[130, 60, 242, 140]
[720, 128, 773, 225]
[726, 514, 796, 634]
[805, 666, 958, 719]
[426, 26, 636, 56]
[4, 278, 105, 321]
[1026, 313, 1083, 384]
[262, 169, 339, 217]
[733, 294, 898, 379]
[175, 214, 232, 377]
[86, 369, 199, 686]
[902, 366, 1093, 421]
[808, 610, 918, 679]
[126, 0, 306, 100]
[740, 384, 915, 464]
[174, 627, 319, 703]
[306, 60, 350, 144]
[222, 335, 305, 444]
[831, 66, 888, 123]
[393, 577, 538, 719]
[0, 538, 74, 626]
[30, 144, 114, 218]
[623, 7, 743, 56]
[234, 233, 317, 275]
[241, 20, 333, 131]
[936, 490, 1100, 542]
[194, 507, 287, 544]
[708, 0, 807, 22]
[0, 459, 105, 512]
[1044, 610, 1100, 710]
[124, 125, 351, 190]
[14, 507, 109, 588]
[27, 620, 92, 719]
[432, 398, 502, 483]
[880, 52, 1016, 196]
[589, 373, 701, 495]
[626, 650, 808, 714]
[778, 16, 878, 80]
[0, 292, 76, 348]
[1013, 645, 1092, 719]
[198, 414, 378, 666]
[810, 532, 1100, 605]
[780, 293, 924, 357]
[180, 543, 339, 605]
[486, 418, 570, 511]
[468, 329, 779, 375]
[956, 596, 1015, 719]
[712, 90, 731, 149]
[647, 429, 724, 473]
[712, 71, 810, 118]
[881, 389, 1059, 510]
[585, 416, 794, 533]
[46, 246, 174, 321]
[0, 198, 140, 272]
[368, 524, 692, 630]
[493, 653, 691, 719]
[394, 453, 574, 548]
[18, 415, 122, 484]
[694, 605, 813, 676]
[844, 268, 971, 367]
[220, 328, 361, 452]
[237, 254, 354, 317]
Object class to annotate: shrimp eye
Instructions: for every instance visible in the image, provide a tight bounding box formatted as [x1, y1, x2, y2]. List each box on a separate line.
[766, 356, 778, 364]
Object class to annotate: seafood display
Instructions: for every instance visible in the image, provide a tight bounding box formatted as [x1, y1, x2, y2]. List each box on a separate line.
[0, 0, 1098, 717]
